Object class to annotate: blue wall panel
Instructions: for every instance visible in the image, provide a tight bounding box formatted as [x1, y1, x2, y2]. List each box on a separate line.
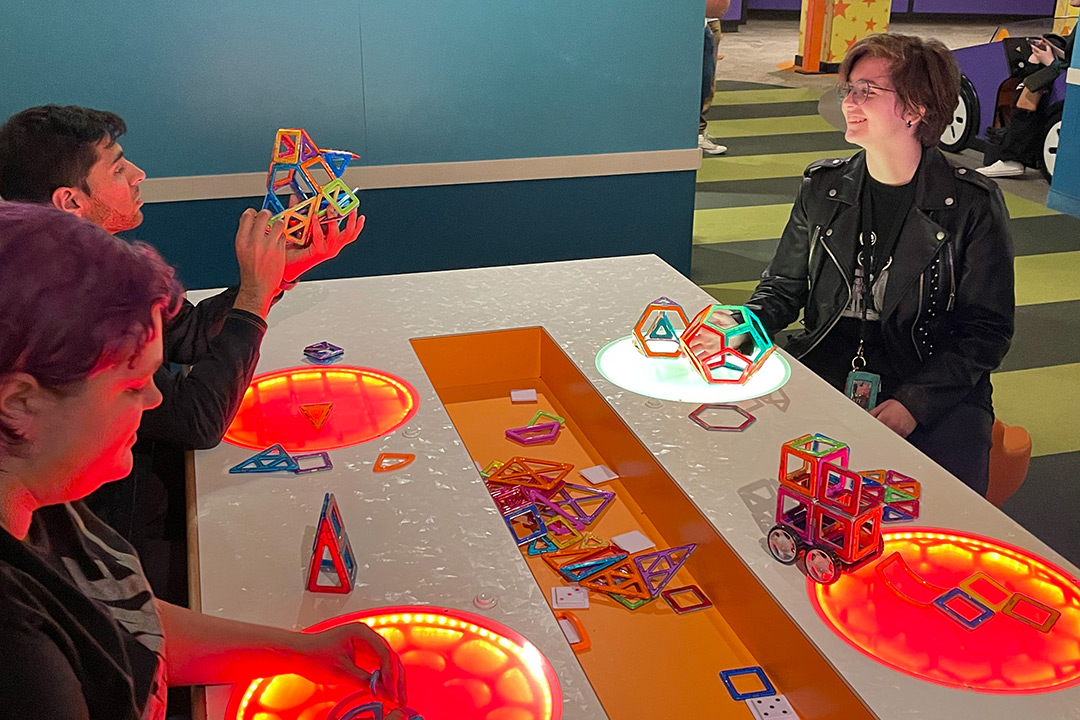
[358, 1, 702, 164]
[0, 2, 366, 179]
[1048, 82, 1080, 219]
[127, 171, 696, 291]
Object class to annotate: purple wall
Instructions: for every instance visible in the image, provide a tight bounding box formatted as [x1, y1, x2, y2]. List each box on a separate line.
[746, 0, 799, 10]
[911, 0, 1054, 13]
[723, 0, 744, 21]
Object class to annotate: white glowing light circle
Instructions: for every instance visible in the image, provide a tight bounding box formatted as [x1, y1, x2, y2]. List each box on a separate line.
[595, 335, 791, 403]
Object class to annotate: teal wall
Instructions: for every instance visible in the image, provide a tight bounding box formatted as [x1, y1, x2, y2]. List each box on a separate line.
[1, 2, 702, 286]
[2, 2, 702, 174]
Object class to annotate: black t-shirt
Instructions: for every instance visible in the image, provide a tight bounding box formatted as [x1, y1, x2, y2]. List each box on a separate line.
[801, 172, 917, 395]
[0, 503, 166, 720]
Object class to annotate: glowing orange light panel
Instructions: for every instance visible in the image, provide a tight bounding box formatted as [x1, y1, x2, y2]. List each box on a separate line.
[227, 606, 562, 720]
[224, 367, 419, 452]
[812, 528, 1080, 693]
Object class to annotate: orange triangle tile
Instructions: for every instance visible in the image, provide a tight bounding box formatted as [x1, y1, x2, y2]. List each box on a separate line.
[299, 402, 334, 430]
[374, 452, 415, 473]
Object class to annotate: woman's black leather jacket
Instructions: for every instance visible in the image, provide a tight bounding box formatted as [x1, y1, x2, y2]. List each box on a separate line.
[746, 147, 1015, 427]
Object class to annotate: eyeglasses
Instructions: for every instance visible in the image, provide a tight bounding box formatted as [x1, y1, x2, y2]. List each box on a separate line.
[837, 79, 896, 105]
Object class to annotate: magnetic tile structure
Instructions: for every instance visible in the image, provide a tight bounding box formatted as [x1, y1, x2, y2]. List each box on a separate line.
[262, 129, 361, 247]
[679, 304, 775, 384]
[632, 296, 690, 358]
[308, 492, 357, 593]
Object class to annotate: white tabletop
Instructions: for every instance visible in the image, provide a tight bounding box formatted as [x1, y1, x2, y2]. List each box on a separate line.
[189, 254, 1080, 719]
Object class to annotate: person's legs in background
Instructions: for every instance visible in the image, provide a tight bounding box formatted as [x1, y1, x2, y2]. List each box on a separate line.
[699, 24, 727, 155]
[978, 86, 1045, 177]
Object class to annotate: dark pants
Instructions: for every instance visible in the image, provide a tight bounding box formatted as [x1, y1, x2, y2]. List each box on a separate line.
[907, 399, 993, 497]
[701, 25, 717, 134]
[997, 107, 1043, 167]
[801, 336, 994, 496]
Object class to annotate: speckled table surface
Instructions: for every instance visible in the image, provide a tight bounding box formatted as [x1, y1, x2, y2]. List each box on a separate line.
[190, 254, 1080, 719]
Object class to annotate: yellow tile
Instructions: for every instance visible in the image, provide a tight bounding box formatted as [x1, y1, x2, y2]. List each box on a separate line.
[693, 204, 793, 244]
[992, 363, 1080, 457]
[1004, 192, 1057, 219]
[697, 149, 856, 183]
[711, 87, 825, 105]
[705, 115, 837, 138]
[1015, 251, 1080, 306]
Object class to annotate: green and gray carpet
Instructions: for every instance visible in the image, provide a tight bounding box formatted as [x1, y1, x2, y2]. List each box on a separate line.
[696, 80, 1080, 566]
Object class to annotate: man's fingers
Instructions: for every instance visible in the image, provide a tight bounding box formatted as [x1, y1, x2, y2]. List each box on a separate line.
[346, 210, 360, 236]
[266, 217, 286, 246]
[237, 207, 257, 236]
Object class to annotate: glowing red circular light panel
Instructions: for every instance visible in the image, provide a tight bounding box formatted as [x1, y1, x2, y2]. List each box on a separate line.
[227, 606, 563, 720]
[811, 528, 1080, 693]
[224, 366, 420, 453]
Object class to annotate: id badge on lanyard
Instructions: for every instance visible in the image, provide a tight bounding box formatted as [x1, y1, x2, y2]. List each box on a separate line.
[845, 177, 883, 411]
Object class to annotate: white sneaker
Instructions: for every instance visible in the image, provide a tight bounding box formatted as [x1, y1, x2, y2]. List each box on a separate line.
[975, 160, 1025, 177]
[699, 134, 728, 155]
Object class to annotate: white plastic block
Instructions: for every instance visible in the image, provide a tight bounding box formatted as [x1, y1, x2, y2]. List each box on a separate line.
[580, 464, 619, 484]
[552, 586, 590, 609]
[746, 695, 798, 720]
[611, 530, 655, 554]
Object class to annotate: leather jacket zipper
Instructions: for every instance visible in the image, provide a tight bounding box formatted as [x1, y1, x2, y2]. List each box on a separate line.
[807, 225, 821, 284]
[798, 235, 851, 358]
[946, 243, 956, 311]
[911, 273, 924, 362]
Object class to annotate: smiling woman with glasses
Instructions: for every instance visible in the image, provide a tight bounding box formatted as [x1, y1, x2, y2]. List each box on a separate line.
[836, 78, 897, 105]
[734, 33, 1015, 497]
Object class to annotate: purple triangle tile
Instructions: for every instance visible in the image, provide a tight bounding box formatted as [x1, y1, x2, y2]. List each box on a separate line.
[505, 421, 561, 445]
[527, 488, 587, 531]
[552, 484, 616, 525]
[634, 544, 697, 597]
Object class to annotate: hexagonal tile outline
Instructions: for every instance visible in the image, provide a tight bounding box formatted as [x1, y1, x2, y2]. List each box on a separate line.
[688, 403, 756, 432]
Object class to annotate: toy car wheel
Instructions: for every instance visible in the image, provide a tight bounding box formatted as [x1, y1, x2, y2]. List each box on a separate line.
[940, 75, 978, 153]
[804, 547, 841, 585]
[1039, 105, 1063, 183]
[767, 525, 802, 565]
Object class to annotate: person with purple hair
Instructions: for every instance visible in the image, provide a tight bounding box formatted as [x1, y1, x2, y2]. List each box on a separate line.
[0, 203, 407, 719]
[0, 105, 363, 603]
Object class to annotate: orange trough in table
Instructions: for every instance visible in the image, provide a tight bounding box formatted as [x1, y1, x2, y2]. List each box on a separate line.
[412, 327, 874, 720]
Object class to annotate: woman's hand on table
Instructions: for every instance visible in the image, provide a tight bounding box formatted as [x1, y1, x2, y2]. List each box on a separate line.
[870, 399, 918, 438]
[292, 623, 407, 706]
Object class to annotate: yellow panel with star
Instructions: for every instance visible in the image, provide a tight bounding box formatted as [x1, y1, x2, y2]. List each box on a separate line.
[828, 0, 892, 65]
[1054, 0, 1077, 35]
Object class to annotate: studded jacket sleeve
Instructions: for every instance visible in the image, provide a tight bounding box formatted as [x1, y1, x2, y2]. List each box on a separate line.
[890, 185, 1015, 428]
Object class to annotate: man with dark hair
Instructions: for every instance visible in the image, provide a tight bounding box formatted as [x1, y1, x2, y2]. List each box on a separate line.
[0, 105, 362, 603]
